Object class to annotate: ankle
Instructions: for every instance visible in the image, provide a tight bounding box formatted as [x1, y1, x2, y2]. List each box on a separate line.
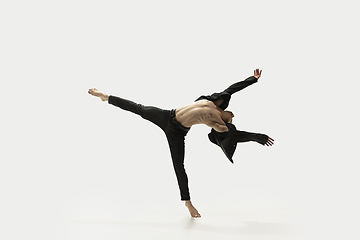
[101, 94, 109, 101]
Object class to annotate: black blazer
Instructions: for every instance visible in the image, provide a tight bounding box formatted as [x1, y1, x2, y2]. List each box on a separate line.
[194, 76, 258, 110]
[195, 76, 268, 163]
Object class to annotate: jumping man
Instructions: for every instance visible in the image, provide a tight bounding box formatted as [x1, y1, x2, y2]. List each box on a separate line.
[88, 69, 274, 218]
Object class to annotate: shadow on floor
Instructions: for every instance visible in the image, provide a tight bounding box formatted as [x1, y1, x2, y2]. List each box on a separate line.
[185, 217, 299, 235]
[64, 218, 300, 236]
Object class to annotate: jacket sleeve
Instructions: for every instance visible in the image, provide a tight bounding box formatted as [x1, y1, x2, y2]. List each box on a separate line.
[195, 76, 258, 110]
[222, 76, 258, 96]
[236, 131, 269, 145]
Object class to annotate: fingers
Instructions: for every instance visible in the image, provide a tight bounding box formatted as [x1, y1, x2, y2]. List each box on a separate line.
[254, 69, 262, 78]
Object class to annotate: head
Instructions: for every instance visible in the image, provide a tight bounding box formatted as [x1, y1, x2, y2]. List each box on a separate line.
[220, 110, 235, 123]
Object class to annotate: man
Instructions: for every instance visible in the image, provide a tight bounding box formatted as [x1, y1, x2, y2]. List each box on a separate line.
[88, 69, 274, 218]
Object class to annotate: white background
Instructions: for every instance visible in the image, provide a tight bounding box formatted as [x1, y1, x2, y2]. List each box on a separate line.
[1, 1, 359, 239]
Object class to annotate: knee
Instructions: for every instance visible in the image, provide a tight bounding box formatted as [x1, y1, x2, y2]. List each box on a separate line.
[136, 103, 146, 115]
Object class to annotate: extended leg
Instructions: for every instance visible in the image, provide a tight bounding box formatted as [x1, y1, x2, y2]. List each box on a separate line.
[107, 95, 170, 131]
[88, 89, 170, 130]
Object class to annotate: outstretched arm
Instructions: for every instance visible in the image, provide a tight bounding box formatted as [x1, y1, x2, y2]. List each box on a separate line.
[223, 68, 262, 96]
[236, 130, 274, 146]
[195, 69, 263, 110]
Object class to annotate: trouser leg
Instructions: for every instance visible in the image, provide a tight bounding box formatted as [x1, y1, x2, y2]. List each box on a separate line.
[166, 132, 190, 201]
[109, 95, 191, 201]
[108, 95, 169, 130]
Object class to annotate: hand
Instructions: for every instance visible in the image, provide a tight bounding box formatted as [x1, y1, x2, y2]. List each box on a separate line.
[265, 137, 274, 147]
[253, 69, 262, 79]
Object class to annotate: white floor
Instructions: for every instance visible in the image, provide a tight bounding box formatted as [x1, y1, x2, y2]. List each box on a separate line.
[57, 214, 299, 240]
[55, 188, 301, 240]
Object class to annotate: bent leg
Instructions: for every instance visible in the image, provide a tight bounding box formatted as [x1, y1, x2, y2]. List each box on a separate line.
[108, 95, 169, 131]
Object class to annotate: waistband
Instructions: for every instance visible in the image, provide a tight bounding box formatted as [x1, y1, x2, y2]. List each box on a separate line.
[170, 109, 191, 132]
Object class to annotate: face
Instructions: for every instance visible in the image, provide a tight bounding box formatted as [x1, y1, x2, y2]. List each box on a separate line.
[221, 110, 234, 123]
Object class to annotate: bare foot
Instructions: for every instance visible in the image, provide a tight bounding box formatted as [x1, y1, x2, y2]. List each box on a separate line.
[185, 201, 201, 218]
[88, 88, 109, 101]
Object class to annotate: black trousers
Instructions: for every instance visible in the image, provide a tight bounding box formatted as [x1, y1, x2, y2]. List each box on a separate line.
[108, 95, 191, 201]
